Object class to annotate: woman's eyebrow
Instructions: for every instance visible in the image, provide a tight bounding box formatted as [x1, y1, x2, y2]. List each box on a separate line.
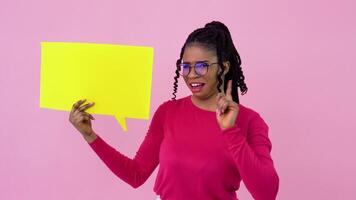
[196, 60, 209, 63]
[182, 60, 209, 64]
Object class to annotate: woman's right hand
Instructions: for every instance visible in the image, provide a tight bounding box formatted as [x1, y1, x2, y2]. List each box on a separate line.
[69, 99, 96, 141]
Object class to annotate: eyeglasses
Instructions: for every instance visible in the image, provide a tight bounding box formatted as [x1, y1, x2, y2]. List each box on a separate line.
[177, 61, 219, 77]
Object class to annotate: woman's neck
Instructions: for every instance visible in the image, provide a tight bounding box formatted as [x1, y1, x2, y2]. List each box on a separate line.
[191, 93, 219, 112]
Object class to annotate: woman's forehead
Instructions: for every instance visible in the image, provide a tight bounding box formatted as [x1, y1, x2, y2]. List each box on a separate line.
[182, 45, 217, 62]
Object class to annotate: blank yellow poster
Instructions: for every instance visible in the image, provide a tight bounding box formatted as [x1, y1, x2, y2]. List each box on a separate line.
[40, 42, 154, 131]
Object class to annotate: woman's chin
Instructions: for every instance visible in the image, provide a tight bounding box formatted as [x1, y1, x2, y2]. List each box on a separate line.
[191, 90, 219, 101]
[191, 92, 211, 100]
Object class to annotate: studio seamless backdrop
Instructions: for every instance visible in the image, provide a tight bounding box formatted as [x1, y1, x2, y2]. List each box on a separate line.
[1, 0, 355, 199]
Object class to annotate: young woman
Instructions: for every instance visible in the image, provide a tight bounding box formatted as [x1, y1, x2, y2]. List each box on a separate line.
[69, 21, 279, 200]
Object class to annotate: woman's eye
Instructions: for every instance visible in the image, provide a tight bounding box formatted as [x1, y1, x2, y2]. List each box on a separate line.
[179, 64, 188, 68]
[196, 62, 208, 68]
[182, 64, 190, 69]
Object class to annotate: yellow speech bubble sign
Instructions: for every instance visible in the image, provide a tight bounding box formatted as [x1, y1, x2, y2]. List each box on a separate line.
[40, 42, 154, 132]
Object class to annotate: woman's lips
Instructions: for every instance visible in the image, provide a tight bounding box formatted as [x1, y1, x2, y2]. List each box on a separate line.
[189, 82, 205, 93]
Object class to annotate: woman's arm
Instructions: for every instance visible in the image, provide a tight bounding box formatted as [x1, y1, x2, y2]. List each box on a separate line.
[221, 113, 279, 200]
[87, 101, 168, 188]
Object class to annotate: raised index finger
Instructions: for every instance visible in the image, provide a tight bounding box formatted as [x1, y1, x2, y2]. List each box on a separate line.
[226, 80, 233, 99]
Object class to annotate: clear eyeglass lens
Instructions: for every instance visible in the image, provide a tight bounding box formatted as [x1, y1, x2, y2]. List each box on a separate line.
[195, 62, 208, 76]
[181, 64, 190, 76]
[179, 62, 209, 76]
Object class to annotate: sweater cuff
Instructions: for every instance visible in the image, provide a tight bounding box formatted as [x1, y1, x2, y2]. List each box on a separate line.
[88, 134, 103, 149]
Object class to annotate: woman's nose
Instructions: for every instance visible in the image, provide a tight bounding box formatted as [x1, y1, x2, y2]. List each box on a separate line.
[187, 67, 199, 78]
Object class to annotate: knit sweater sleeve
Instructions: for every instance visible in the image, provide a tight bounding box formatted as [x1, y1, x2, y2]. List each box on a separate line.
[87, 101, 168, 188]
[221, 113, 279, 200]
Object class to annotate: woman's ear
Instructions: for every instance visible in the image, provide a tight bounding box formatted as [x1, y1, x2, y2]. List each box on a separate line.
[223, 61, 230, 75]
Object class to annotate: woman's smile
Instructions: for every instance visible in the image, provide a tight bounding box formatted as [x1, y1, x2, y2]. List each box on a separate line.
[188, 82, 206, 93]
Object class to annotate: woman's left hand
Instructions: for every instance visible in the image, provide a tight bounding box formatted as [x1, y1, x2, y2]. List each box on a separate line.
[216, 80, 240, 130]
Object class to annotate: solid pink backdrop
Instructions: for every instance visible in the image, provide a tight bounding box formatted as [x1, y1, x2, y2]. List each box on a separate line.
[1, 0, 355, 199]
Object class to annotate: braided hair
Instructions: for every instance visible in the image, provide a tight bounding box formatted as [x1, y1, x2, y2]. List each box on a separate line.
[172, 21, 248, 104]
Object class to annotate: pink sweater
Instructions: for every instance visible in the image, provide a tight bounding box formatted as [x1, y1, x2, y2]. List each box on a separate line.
[88, 95, 279, 200]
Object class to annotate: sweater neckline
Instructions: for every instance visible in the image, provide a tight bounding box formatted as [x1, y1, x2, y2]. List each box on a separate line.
[186, 95, 217, 115]
[186, 95, 244, 116]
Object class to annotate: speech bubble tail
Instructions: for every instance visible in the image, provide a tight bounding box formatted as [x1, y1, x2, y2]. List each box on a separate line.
[115, 116, 128, 132]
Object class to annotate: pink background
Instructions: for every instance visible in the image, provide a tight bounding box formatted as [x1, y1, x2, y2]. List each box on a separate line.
[1, 0, 355, 199]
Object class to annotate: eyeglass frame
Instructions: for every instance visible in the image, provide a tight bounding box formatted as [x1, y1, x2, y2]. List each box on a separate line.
[177, 60, 220, 77]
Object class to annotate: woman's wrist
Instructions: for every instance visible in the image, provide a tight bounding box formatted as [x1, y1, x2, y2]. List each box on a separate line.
[83, 131, 97, 143]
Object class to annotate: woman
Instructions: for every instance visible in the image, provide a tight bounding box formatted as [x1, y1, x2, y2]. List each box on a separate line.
[69, 21, 279, 200]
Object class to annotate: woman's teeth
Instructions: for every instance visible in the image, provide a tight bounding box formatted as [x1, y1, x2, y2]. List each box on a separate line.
[191, 83, 204, 87]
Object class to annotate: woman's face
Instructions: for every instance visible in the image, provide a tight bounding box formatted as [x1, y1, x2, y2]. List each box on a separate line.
[182, 44, 222, 100]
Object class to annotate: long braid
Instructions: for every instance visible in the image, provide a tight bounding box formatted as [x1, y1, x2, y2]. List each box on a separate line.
[171, 68, 180, 100]
[215, 33, 225, 94]
[171, 44, 185, 100]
